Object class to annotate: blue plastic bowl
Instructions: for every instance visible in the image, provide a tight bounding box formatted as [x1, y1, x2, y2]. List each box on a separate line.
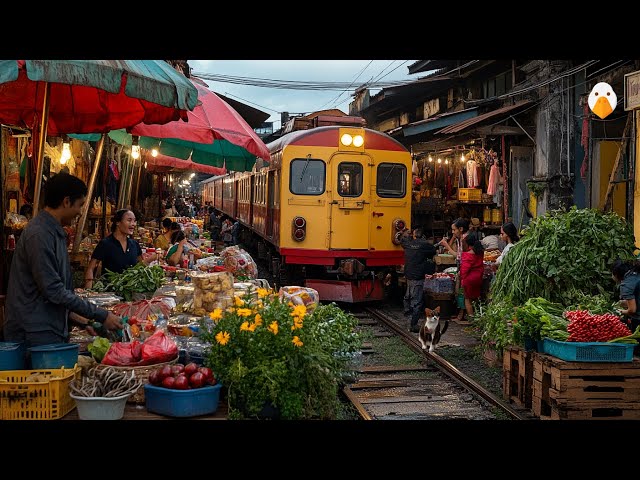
[28, 343, 79, 369]
[0, 342, 25, 371]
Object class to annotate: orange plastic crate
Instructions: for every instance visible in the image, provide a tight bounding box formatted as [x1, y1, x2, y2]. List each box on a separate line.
[0, 366, 80, 420]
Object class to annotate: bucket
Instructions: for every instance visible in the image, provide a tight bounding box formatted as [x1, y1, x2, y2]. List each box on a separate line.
[70, 393, 130, 420]
[29, 343, 78, 369]
[0, 342, 25, 371]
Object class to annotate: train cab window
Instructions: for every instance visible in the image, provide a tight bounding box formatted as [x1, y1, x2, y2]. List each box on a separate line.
[337, 162, 363, 197]
[290, 157, 325, 195]
[376, 163, 407, 198]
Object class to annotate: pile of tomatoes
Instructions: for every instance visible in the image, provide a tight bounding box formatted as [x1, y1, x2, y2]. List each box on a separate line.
[148, 362, 217, 390]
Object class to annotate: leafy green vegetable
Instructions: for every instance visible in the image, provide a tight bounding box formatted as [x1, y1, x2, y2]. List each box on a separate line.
[93, 264, 165, 301]
[491, 206, 636, 306]
[87, 337, 111, 363]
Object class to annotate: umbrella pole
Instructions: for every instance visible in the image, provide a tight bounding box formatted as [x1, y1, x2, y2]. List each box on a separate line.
[73, 133, 106, 254]
[32, 82, 51, 217]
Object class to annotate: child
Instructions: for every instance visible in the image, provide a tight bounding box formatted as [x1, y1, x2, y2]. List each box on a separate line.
[459, 231, 485, 322]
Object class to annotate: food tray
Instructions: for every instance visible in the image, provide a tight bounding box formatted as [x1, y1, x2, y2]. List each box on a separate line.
[0, 366, 81, 420]
[542, 338, 634, 363]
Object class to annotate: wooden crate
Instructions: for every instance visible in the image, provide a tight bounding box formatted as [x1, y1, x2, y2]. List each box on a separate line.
[531, 352, 640, 420]
[502, 346, 533, 409]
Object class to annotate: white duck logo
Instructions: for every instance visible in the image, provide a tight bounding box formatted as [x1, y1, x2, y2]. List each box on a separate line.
[588, 82, 617, 119]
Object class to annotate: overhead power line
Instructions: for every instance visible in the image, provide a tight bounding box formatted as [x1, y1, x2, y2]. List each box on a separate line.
[192, 71, 410, 91]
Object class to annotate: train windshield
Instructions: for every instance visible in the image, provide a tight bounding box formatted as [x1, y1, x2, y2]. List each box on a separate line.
[377, 163, 407, 198]
[290, 158, 325, 195]
[337, 162, 363, 197]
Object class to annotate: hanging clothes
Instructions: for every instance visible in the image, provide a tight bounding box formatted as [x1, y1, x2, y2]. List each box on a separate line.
[487, 162, 500, 196]
[466, 160, 478, 188]
[457, 167, 466, 189]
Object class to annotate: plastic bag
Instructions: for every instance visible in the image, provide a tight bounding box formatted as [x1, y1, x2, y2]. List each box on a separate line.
[278, 286, 320, 313]
[101, 340, 143, 366]
[219, 246, 258, 280]
[140, 330, 178, 365]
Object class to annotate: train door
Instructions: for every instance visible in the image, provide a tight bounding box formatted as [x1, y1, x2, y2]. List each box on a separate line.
[329, 156, 370, 249]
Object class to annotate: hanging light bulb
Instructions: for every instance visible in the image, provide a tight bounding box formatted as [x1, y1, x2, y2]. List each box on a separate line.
[60, 137, 71, 165]
[437, 157, 442, 164]
[151, 148, 159, 157]
[445, 158, 449, 165]
[131, 136, 141, 160]
[428, 154, 433, 163]
[461, 152, 466, 162]
[144, 161, 148, 169]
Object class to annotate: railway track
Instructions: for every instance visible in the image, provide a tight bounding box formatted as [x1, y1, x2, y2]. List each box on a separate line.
[343, 306, 526, 420]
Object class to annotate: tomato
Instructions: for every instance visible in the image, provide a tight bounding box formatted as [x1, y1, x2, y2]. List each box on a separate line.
[174, 374, 190, 390]
[159, 365, 173, 380]
[162, 376, 176, 389]
[148, 370, 161, 386]
[171, 364, 185, 376]
[189, 372, 206, 388]
[198, 367, 214, 383]
[184, 362, 199, 377]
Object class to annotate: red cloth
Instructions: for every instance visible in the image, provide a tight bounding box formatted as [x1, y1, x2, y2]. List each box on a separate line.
[460, 251, 484, 300]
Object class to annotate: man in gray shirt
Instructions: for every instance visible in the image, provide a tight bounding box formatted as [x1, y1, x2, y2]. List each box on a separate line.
[4, 173, 123, 348]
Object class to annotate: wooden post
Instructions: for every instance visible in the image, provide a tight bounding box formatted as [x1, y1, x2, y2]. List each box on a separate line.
[73, 134, 106, 254]
[602, 112, 633, 212]
[32, 83, 51, 216]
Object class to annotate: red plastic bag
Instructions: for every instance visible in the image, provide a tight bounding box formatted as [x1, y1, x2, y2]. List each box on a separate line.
[140, 330, 178, 365]
[101, 340, 143, 366]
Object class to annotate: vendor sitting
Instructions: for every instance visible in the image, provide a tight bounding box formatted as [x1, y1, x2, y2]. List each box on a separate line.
[84, 209, 154, 288]
[165, 230, 203, 267]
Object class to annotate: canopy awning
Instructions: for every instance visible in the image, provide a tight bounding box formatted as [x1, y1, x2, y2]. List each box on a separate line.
[435, 100, 533, 135]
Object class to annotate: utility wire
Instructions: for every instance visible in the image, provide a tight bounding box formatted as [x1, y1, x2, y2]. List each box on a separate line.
[319, 60, 374, 110]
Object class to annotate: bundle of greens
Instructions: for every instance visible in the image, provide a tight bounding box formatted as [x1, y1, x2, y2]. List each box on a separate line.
[512, 297, 569, 344]
[491, 206, 635, 306]
[93, 264, 165, 301]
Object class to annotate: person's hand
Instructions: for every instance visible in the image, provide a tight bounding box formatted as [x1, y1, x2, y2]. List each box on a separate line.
[142, 252, 156, 264]
[440, 238, 450, 248]
[103, 312, 124, 331]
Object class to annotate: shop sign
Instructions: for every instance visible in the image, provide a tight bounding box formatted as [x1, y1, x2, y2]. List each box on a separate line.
[624, 71, 640, 111]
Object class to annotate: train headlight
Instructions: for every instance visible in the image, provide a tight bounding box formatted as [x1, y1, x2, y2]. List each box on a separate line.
[352, 135, 364, 147]
[292, 216, 306, 241]
[340, 133, 353, 146]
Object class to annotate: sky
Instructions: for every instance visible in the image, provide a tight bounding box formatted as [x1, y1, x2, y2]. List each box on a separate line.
[190, 60, 420, 129]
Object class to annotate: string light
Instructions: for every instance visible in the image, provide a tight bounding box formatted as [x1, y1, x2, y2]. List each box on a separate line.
[428, 154, 433, 163]
[460, 152, 466, 162]
[131, 136, 140, 160]
[437, 157, 442, 164]
[151, 148, 159, 157]
[444, 158, 449, 165]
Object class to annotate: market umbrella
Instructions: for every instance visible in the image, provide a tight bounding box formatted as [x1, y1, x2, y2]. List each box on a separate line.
[144, 151, 226, 175]
[0, 60, 199, 216]
[128, 78, 270, 172]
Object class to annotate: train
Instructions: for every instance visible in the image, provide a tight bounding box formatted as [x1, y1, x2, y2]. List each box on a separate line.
[200, 122, 412, 302]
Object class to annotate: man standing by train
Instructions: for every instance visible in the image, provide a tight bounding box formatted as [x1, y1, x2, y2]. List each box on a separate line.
[400, 227, 436, 333]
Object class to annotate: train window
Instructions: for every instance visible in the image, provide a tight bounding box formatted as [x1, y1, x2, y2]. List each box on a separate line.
[377, 163, 407, 198]
[290, 158, 325, 195]
[337, 162, 363, 197]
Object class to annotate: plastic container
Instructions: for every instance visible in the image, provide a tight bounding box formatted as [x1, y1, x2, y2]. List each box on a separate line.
[144, 383, 222, 417]
[542, 338, 635, 362]
[0, 366, 81, 420]
[29, 343, 79, 369]
[70, 393, 130, 420]
[0, 342, 25, 371]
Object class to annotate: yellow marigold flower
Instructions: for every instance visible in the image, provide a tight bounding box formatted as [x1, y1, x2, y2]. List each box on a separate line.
[291, 304, 307, 318]
[292, 336, 303, 347]
[234, 296, 245, 307]
[268, 321, 279, 335]
[254, 313, 263, 325]
[236, 308, 253, 317]
[248, 322, 257, 332]
[257, 288, 269, 298]
[209, 309, 223, 321]
[291, 317, 303, 330]
[288, 301, 294, 307]
[215, 331, 231, 345]
[240, 321, 250, 331]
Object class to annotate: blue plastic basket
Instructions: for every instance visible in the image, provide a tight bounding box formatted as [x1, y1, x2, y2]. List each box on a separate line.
[542, 338, 634, 363]
[28, 343, 79, 369]
[0, 342, 25, 371]
[144, 383, 222, 417]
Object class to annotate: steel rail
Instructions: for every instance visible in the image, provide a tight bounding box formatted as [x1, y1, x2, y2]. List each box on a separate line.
[342, 386, 372, 420]
[363, 307, 526, 420]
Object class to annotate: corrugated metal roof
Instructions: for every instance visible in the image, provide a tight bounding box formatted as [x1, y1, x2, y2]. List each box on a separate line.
[436, 100, 533, 135]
